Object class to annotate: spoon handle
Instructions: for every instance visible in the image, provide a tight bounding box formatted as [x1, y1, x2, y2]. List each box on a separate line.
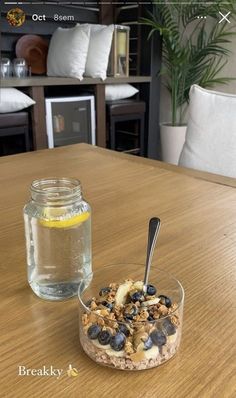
[143, 217, 161, 290]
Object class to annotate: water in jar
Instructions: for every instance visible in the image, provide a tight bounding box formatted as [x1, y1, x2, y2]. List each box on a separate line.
[24, 204, 92, 300]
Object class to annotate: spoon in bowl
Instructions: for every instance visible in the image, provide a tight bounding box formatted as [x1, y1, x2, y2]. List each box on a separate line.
[143, 217, 161, 293]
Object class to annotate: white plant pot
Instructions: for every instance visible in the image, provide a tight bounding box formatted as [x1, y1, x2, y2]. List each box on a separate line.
[160, 124, 187, 165]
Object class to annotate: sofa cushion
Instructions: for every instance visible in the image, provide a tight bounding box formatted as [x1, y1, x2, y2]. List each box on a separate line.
[47, 25, 90, 80]
[105, 84, 139, 101]
[84, 24, 114, 80]
[179, 84, 236, 178]
[0, 88, 35, 113]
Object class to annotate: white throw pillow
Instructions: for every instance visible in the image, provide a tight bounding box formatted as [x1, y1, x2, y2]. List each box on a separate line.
[47, 25, 90, 80]
[179, 84, 236, 178]
[84, 24, 114, 80]
[0, 88, 35, 113]
[105, 84, 139, 101]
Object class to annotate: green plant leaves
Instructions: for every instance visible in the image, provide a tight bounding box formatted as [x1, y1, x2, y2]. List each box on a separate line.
[141, 0, 236, 125]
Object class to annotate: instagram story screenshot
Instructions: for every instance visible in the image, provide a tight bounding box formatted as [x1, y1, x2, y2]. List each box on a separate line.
[0, 1, 236, 398]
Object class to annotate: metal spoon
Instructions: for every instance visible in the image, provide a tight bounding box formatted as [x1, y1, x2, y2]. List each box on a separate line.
[143, 217, 161, 293]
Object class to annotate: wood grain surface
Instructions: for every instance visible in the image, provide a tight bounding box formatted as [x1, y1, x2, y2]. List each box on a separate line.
[0, 144, 235, 398]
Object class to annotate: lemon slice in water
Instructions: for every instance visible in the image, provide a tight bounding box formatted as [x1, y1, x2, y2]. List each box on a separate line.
[40, 211, 90, 228]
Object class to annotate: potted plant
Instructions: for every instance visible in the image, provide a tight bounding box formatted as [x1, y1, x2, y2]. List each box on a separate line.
[142, 1, 236, 164]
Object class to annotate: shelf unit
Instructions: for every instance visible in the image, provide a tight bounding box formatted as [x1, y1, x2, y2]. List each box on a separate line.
[1, 76, 151, 151]
[1, 2, 162, 158]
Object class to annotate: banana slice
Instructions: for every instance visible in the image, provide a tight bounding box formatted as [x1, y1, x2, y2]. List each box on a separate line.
[136, 342, 145, 352]
[167, 334, 177, 344]
[105, 349, 125, 357]
[92, 339, 110, 350]
[130, 351, 145, 362]
[144, 346, 159, 360]
[133, 332, 148, 349]
[115, 281, 133, 305]
[133, 281, 144, 290]
[141, 297, 160, 307]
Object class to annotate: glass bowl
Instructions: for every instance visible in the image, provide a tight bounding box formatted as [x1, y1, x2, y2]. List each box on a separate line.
[78, 263, 184, 371]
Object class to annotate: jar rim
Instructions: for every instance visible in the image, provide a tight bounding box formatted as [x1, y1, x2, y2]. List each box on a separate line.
[30, 177, 82, 204]
[31, 177, 80, 192]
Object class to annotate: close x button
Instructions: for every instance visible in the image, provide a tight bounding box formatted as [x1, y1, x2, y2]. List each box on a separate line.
[218, 11, 231, 23]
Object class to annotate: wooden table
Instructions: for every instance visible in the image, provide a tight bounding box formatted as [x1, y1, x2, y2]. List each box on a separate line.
[1, 76, 151, 151]
[0, 144, 235, 398]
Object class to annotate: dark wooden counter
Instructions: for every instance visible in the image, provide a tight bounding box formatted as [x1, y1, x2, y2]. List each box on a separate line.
[1, 76, 151, 88]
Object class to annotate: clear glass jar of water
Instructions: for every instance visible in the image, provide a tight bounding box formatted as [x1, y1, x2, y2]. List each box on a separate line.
[23, 177, 92, 300]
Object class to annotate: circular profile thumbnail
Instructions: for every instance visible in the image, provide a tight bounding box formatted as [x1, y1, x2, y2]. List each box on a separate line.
[6, 8, 26, 27]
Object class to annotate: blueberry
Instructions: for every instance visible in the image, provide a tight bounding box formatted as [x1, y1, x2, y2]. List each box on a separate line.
[98, 330, 111, 345]
[99, 287, 111, 297]
[147, 315, 155, 322]
[158, 295, 172, 308]
[110, 332, 126, 351]
[101, 301, 113, 310]
[87, 324, 101, 340]
[144, 336, 153, 350]
[163, 318, 176, 335]
[146, 284, 157, 296]
[133, 305, 138, 315]
[124, 304, 138, 320]
[130, 291, 144, 303]
[150, 330, 167, 346]
[85, 299, 92, 307]
[124, 314, 134, 321]
[118, 324, 130, 337]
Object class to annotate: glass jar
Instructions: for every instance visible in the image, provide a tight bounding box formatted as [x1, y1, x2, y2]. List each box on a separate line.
[23, 177, 92, 301]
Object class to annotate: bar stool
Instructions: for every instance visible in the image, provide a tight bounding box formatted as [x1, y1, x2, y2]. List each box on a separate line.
[106, 99, 146, 156]
[0, 112, 30, 156]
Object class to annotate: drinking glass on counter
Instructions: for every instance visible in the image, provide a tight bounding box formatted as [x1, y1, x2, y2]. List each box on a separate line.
[0, 58, 12, 78]
[13, 58, 28, 78]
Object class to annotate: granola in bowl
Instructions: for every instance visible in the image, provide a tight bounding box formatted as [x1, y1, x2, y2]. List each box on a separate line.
[78, 265, 184, 371]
